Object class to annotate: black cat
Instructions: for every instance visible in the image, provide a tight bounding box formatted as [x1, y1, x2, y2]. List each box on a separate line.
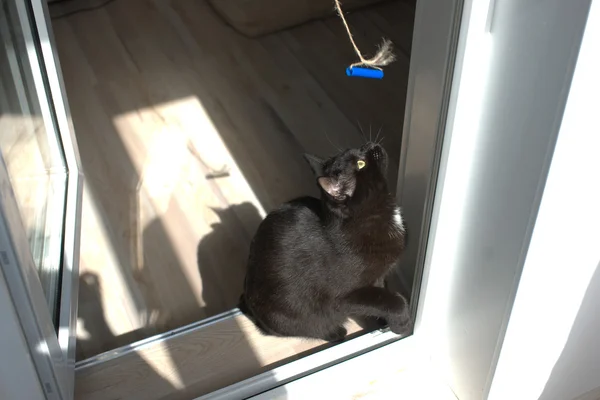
[239, 142, 411, 341]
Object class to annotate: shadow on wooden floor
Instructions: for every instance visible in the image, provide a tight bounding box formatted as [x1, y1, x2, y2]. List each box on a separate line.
[76, 270, 274, 400]
[197, 203, 263, 317]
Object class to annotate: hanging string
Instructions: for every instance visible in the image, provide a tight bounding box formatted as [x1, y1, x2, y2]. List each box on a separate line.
[333, 0, 396, 70]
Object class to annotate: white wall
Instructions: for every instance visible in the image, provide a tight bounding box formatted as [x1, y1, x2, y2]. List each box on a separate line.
[538, 264, 600, 400]
[415, 0, 595, 398]
[489, 1, 600, 399]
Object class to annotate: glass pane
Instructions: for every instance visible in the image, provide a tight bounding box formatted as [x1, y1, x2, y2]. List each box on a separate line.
[0, 0, 68, 323]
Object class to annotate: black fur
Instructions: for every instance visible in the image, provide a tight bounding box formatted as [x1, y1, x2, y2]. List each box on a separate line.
[240, 143, 410, 341]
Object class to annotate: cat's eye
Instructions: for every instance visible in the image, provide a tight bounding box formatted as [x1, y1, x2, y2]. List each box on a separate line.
[357, 160, 366, 170]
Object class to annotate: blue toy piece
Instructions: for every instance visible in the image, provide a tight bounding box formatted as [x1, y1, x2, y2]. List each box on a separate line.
[346, 67, 384, 79]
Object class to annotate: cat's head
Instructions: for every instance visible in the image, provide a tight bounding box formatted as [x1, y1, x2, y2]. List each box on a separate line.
[304, 143, 389, 213]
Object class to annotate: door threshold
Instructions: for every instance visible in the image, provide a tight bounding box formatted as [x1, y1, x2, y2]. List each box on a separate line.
[244, 335, 456, 400]
[76, 308, 242, 371]
[196, 329, 403, 400]
[75, 309, 401, 399]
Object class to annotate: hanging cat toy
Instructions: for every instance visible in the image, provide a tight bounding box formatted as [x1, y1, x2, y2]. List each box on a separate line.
[333, 0, 396, 79]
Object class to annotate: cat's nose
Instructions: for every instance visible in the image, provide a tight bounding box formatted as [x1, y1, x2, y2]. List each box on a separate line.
[363, 142, 380, 151]
[368, 143, 384, 156]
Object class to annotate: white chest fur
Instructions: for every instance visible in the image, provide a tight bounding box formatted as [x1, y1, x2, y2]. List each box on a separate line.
[391, 206, 406, 235]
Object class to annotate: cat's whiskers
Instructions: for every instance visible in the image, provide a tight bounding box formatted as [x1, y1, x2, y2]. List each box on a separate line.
[374, 126, 383, 144]
[323, 130, 342, 152]
[356, 120, 368, 144]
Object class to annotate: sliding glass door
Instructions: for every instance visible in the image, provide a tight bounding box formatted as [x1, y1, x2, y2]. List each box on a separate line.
[1, 0, 68, 323]
[0, 0, 82, 398]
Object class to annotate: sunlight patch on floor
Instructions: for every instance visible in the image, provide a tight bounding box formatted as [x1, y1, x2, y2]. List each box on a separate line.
[111, 95, 266, 218]
[137, 341, 186, 390]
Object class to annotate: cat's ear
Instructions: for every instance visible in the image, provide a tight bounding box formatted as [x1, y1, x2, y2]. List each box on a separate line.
[317, 177, 342, 198]
[303, 153, 325, 177]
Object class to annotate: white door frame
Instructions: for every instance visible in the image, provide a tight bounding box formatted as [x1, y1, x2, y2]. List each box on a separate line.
[0, 0, 83, 399]
[489, 1, 600, 398]
[29, 0, 85, 381]
[419, 0, 594, 398]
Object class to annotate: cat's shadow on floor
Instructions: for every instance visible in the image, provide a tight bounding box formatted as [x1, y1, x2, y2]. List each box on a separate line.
[196, 202, 263, 317]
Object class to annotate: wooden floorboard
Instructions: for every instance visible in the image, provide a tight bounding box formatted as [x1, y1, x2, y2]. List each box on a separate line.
[50, 0, 413, 379]
[75, 315, 363, 400]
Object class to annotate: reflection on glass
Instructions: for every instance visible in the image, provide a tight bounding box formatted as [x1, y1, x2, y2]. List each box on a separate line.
[0, 0, 67, 324]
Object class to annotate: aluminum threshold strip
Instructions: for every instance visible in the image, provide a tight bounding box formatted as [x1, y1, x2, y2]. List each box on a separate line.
[195, 329, 402, 400]
[75, 308, 242, 370]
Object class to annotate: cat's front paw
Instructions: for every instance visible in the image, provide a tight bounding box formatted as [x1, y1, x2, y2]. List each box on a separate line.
[388, 294, 412, 335]
[388, 315, 412, 335]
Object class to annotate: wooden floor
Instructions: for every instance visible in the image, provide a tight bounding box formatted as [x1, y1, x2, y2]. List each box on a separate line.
[50, 0, 414, 361]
